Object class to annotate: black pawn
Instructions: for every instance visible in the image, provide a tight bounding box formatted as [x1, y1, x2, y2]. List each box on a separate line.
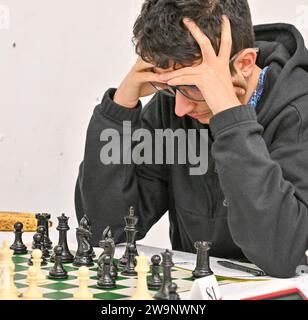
[36, 213, 53, 250]
[192, 241, 213, 279]
[121, 243, 137, 276]
[168, 283, 180, 300]
[48, 246, 68, 279]
[34, 225, 50, 259]
[97, 255, 116, 289]
[28, 233, 47, 266]
[10, 222, 28, 254]
[148, 255, 162, 289]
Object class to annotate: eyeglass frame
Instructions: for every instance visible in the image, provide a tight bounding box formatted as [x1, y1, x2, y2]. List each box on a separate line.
[149, 47, 260, 102]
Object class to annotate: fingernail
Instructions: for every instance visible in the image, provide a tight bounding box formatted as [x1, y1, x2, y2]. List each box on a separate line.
[160, 74, 167, 81]
[183, 17, 191, 23]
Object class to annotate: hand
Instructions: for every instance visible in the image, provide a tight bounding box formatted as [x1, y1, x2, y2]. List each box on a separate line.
[159, 16, 241, 115]
[114, 57, 162, 109]
[232, 73, 247, 98]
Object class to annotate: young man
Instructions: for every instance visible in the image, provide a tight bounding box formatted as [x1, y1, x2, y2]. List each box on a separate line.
[75, 0, 308, 278]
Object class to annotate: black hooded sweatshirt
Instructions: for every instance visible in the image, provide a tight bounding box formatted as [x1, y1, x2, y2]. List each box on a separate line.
[75, 23, 308, 278]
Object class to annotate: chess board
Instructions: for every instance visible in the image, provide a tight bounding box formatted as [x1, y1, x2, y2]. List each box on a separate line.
[12, 252, 196, 300]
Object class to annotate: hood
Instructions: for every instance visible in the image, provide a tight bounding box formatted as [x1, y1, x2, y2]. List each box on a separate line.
[253, 23, 308, 127]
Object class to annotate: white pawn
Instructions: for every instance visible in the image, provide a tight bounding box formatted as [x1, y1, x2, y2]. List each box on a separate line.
[23, 266, 43, 300]
[0, 239, 19, 300]
[131, 252, 153, 300]
[31, 249, 47, 284]
[73, 266, 93, 300]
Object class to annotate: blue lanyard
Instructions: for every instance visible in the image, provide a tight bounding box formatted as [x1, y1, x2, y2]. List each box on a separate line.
[248, 66, 269, 109]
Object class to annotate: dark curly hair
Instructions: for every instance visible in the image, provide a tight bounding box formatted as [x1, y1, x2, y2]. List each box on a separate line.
[133, 0, 255, 69]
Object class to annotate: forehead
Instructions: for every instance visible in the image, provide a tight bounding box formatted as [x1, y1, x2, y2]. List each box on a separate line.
[153, 59, 202, 74]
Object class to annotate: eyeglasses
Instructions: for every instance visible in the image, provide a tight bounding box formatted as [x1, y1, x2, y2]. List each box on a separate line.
[150, 47, 259, 102]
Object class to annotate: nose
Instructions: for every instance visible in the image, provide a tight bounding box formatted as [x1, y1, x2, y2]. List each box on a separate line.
[174, 91, 196, 117]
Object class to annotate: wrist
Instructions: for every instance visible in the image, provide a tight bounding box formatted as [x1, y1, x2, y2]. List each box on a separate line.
[211, 97, 242, 115]
[113, 90, 139, 109]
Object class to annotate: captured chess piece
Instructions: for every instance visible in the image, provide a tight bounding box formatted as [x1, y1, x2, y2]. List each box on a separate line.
[28, 233, 47, 266]
[10, 222, 28, 254]
[192, 241, 213, 279]
[168, 283, 180, 300]
[23, 266, 43, 300]
[121, 243, 137, 276]
[36, 213, 53, 250]
[50, 214, 74, 263]
[73, 224, 94, 267]
[48, 245, 68, 279]
[97, 255, 116, 289]
[148, 255, 162, 289]
[154, 249, 174, 300]
[131, 253, 153, 300]
[119, 206, 139, 268]
[73, 266, 93, 300]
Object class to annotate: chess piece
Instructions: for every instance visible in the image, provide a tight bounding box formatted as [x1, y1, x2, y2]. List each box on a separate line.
[31, 249, 47, 284]
[0, 240, 19, 300]
[131, 253, 153, 300]
[48, 246, 68, 279]
[33, 225, 50, 259]
[28, 233, 47, 266]
[98, 226, 117, 279]
[36, 213, 53, 249]
[50, 214, 74, 263]
[148, 255, 162, 289]
[10, 222, 28, 254]
[97, 255, 116, 289]
[73, 226, 94, 267]
[23, 266, 43, 300]
[192, 241, 213, 279]
[154, 249, 174, 300]
[119, 206, 139, 267]
[73, 266, 93, 300]
[121, 243, 137, 276]
[168, 283, 180, 300]
[79, 214, 95, 258]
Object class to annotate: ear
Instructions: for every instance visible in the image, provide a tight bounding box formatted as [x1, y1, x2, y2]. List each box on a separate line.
[233, 48, 258, 78]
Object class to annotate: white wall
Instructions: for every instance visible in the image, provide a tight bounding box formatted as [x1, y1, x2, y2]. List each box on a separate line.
[0, 1, 308, 248]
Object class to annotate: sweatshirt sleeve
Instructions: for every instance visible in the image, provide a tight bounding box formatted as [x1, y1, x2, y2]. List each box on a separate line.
[209, 104, 308, 278]
[75, 88, 169, 245]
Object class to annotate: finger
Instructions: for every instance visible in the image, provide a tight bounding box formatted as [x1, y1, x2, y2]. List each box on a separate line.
[183, 18, 216, 62]
[166, 75, 197, 87]
[141, 71, 164, 83]
[159, 66, 198, 82]
[218, 15, 232, 62]
[234, 86, 246, 97]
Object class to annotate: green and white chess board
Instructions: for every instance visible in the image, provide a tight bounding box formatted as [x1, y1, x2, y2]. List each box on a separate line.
[12, 253, 197, 300]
